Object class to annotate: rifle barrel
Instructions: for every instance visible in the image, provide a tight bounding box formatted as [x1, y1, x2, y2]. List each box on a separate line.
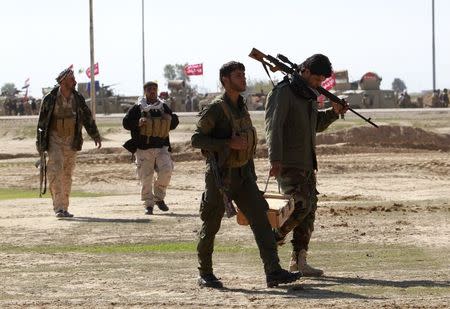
[317, 87, 379, 128]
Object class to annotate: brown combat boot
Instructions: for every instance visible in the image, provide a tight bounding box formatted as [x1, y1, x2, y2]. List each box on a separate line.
[289, 249, 324, 277]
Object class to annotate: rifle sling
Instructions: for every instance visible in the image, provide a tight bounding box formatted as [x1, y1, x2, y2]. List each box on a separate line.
[261, 63, 275, 88]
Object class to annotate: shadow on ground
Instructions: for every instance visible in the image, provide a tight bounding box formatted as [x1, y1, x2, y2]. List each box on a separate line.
[59, 217, 151, 223]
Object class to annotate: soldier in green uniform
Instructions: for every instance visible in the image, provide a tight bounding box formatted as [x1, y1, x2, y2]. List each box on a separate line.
[36, 67, 101, 217]
[265, 54, 348, 276]
[192, 61, 301, 288]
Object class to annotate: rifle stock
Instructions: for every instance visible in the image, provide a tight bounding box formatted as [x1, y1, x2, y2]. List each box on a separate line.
[249, 48, 379, 128]
[249, 48, 281, 73]
[37, 128, 47, 197]
[207, 152, 237, 218]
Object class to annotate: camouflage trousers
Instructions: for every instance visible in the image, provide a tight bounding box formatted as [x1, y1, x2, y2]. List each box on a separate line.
[47, 135, 77, 212]
[276, 167, 318, 253]
[135, 147, 173, 208]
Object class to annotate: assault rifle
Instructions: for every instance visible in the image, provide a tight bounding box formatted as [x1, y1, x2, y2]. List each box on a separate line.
[207, 152, 237, 218]
[36, 128, 47, 197]
[249, 48, 379, 128]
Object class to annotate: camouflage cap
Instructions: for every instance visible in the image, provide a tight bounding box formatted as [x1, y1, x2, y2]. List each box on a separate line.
[56, 66, 74, 84]
[143, 81, 158, 90]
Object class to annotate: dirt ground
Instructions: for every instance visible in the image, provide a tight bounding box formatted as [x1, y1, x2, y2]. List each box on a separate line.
[0, 110, 449, 308]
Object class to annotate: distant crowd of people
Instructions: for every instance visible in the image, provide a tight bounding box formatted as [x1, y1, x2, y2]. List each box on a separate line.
[2, 97, 41, 116]
[398, 89, 448, 108]
[431, 88, 449, 108]
[163, 93, 204, 113]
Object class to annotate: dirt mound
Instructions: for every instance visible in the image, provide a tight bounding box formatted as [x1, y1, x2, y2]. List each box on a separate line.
[0, 153, 37, 160]
[79, 144, 204, 163]
[317, 125, 450, 151]
[7, 126, 446, 164]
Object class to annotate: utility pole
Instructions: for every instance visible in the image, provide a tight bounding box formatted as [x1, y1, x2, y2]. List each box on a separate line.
[431, 0, 436, 91]
[89, 0, 96, 119]
[142, 0, 146, 85]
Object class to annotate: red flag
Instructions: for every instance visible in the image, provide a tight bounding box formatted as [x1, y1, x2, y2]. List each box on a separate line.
[321, 72, 336, 90]
[318, 72, 336, 107]
[86, 63, 99, 78]
[185, 63, 203, 76]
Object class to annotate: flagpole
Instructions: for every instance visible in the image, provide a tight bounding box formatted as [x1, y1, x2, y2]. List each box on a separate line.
[142, 0, 146, 85]
[431, 0, 436, 91]
[202, 75, 205, 93]
[89, 0, 96, 119]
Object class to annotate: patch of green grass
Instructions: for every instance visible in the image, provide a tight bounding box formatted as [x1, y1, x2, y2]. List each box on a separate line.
[2, 240, 448, 298]
[0, 241, 256, 255]
[0, 188, 108, 200]
[304, 241, 448, 272]
[2, 240, 447, 273]
[0, 161, 36, 168]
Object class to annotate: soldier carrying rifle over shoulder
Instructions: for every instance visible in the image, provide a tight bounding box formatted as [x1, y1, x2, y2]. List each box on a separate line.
[265, 54, 348, 276]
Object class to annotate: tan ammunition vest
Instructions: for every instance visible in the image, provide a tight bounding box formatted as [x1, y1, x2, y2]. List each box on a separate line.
[139, 116, 171, 139]
[50, 99, 75, 138]
[220, 101, 257, 168]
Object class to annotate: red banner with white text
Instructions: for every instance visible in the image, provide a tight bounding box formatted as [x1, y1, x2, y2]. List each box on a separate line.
[86, 63, 99, 78]
[318, 72, 336, 107]
[185, 63, 203, 76]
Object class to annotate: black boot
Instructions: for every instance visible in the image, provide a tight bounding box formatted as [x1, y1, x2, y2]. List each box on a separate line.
[156, 200, 169, 212]
[266, 269, 301, 288]
[55, 210, 64, 218]
[145, 206, 153, 215]
[63, 210, 74, 218]
[197, 273, 223, 289]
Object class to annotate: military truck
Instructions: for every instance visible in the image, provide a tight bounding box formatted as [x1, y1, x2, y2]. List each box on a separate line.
[77, 82, 137, 114]
[329, 71, 397, 108]
[197, 92, 222, 111]
[167, 80, 187, 112]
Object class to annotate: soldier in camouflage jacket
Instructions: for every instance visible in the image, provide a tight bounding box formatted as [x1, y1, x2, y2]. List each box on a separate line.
[36, 67, 101, 218]
[265, 54, 348, 276]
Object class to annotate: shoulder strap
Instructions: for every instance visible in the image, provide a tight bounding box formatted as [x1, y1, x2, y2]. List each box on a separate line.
[219, 101, 236, 134]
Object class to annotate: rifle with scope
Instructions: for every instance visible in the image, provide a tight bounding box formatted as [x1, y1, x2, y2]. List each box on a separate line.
[249, 48, 379, 128]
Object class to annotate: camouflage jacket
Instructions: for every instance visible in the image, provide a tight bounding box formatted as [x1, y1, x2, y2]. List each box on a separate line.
[191, 93, 256, 178]
[36, 86, 100, 152]
[265, 79, 339, 171]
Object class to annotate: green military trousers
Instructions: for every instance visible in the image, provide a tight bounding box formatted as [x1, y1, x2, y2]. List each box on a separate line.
[197, 163, 282, 276]
[276, 168, 318, 253]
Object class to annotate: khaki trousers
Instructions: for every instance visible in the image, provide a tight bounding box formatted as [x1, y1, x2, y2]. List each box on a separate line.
[47, 135, 77, 212]
[135, 147, 173, 208]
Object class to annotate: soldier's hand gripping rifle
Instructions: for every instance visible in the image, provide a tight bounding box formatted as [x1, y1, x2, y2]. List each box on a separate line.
[249, 48, 379, 128]
[35, 128, 47, 197]
[207, 152, 237, 218]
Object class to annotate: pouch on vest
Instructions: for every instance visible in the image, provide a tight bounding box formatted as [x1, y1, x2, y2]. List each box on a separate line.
[51, 117, 75, 138]
[219, 101, 257, 168]
[139, 117, 171, 139]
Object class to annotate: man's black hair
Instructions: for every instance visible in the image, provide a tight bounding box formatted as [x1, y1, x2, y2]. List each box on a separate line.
[219, 61, 245, 86]
[300, 54, 332, 78]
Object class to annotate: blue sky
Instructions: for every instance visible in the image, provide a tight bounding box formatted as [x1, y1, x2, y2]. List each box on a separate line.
[1, 0, 449, 97]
